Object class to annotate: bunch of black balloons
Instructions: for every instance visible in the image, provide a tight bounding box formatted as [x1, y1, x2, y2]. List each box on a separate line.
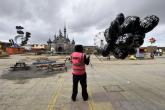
[102, 13, 159, 59]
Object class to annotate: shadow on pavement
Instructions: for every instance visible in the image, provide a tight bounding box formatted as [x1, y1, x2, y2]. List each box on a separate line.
[0, 66, 67, 81]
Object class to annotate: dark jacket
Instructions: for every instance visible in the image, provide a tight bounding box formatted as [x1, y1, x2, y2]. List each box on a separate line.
[84, 55, 90, 65]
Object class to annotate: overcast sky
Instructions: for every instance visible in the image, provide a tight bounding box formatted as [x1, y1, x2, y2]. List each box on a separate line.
[0, 0, 165, 46]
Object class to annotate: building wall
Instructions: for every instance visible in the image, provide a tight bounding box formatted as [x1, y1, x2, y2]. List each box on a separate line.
[32, 44, 47, 49]
[0, 41, 11, 52]
[51, 43, 74, 53]
[84, 46, 97, 54]
[49, 26, 75, 53]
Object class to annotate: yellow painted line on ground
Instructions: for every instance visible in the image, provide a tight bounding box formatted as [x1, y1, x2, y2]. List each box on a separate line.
[88, 86, 96, 110]
[48, 76, 64, 110]
[88, 85, 115, 110]
[89, 66, 115, 110]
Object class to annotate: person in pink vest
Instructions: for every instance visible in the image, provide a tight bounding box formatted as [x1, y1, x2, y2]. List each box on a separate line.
[71, 45, 90, 101]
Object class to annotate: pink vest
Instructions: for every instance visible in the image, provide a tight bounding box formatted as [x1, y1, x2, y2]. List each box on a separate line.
[71, 52, 85, 75]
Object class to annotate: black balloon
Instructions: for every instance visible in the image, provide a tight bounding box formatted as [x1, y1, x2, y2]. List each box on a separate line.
[113, 47, 128, 59]
[115, 33, 134, 47]
[102, 13, 159, 59]
[16, 26, 24, 29]
[102, 44, 110, 57]
[121, 16, 140, 34]
[17, 31, 24, 34]
[115, 13, 125, 25]
[104, 28, 110, 42]
[140, 15, 159, 33]
[128, 48, 137, 54]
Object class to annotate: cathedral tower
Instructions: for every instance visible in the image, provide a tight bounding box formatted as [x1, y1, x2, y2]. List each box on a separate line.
[64, 25, 66, 38]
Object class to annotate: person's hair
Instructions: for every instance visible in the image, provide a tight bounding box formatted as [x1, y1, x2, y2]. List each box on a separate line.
[74, 45, 83, 52]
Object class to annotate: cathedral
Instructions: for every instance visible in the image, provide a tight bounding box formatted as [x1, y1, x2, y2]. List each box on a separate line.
[47, 26, 75, 53]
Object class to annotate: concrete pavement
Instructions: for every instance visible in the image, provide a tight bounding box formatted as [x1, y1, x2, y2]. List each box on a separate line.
[0, 55, 165, 110]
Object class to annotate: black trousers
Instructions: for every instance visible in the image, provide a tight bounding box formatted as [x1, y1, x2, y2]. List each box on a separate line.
[72, 73, 88, 100]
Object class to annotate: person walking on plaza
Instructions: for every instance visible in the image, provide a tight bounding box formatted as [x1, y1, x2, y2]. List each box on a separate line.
[70, 45, 90, 101]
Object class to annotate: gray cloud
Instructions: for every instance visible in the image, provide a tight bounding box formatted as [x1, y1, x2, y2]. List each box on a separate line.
[0, 0, 165, 46]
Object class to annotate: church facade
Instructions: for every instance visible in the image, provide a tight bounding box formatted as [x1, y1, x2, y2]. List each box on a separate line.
[47, 26, 75, 53]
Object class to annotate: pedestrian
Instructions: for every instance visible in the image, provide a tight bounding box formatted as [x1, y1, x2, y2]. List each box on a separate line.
[70, 45, 90, 101]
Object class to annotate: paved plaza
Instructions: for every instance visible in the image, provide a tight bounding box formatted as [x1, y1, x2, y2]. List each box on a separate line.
[0, 55, 165, 110]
